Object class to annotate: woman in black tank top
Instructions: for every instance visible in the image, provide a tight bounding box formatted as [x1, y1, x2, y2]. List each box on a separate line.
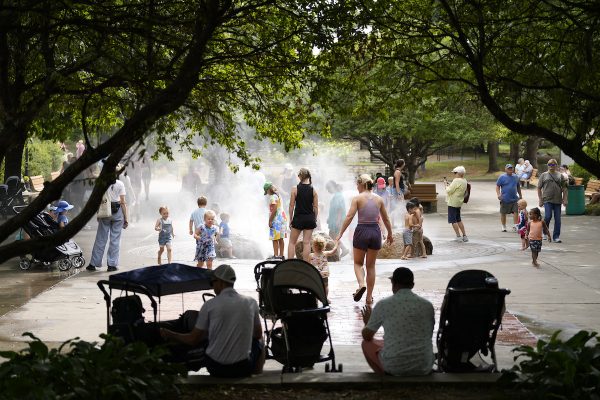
[287, 168, 318, 261]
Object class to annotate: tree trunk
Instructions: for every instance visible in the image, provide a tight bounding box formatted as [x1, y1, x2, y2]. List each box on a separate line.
[3, 134, 26, 181]
[509, 141, 520, 164]
[525, 137, 540, 168]
[487, 140, 499, 173]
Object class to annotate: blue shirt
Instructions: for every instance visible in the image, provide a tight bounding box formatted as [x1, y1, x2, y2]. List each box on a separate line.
[190, 207, 206, 232]
[496, 173, 520, 203]
[219, 221, 230, 238]
[57, 214, 69, 227]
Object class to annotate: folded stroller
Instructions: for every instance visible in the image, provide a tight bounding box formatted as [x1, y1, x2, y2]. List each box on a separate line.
[254, 259, 341, 373]
[436, 269, 511, 372]
[15, 206, 85, 271]
[0, 176, 25, 217]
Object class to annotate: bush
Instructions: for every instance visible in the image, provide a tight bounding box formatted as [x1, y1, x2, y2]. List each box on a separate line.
[585, 203, 600, 216]
[500, 330, 600, 400]
[570, 164, 596, 186]
[0, 333, 184, 400]
[25, 139, 63, 178]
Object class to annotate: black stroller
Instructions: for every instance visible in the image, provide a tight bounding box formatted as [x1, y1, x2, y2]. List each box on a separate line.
[0, 176, 25, 217]
[254, 259, 342, 373]
[15, 205, 85, 271]
[436, 269, 511, 372]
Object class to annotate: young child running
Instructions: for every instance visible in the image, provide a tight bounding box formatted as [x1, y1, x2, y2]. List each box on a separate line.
[526, 207, 551, 267]
[409, 198, 427, 258]
[155, 206, 174, 265]
[308, 235, 339, 298]
[517, 199, 529, 250]
[194, 210, 217, 269]
[401, 202, 418, 260]
[218, 212, 234, 258]
[54, 200, 74, 229]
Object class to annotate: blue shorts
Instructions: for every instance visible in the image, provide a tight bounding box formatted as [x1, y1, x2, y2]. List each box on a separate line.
[448, 206, 462, 224]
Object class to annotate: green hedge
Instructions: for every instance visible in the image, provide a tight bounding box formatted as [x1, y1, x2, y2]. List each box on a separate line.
[24, 140, 63, 179]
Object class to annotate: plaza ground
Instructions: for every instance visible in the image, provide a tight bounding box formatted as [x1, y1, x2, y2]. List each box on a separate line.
[0, 180, 598, 379]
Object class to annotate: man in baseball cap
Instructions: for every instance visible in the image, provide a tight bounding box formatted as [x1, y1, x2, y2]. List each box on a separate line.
[160, 264, 264, 377]
[360, 267, 434, 376]
[496, 163, 522, 232]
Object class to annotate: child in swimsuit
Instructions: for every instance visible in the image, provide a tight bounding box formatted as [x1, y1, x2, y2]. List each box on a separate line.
[401, 203, 418, 260]
[308, 235, 339, 298]
[526, 207, 551, 267]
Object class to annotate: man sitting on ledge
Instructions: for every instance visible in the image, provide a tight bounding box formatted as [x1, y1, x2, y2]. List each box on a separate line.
[361, 267, 434, 375]
[159, 264, 265, 378]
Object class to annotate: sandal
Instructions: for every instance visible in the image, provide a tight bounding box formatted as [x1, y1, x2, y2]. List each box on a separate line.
[353, 286, 366, 302]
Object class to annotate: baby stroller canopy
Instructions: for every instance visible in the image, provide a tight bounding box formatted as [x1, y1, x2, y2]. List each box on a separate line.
[108, 263, 212, 297]
[271, 259, 328, 306]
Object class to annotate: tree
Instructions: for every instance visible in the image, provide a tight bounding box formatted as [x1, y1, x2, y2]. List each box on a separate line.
[0, 0, 348, 263]
[315, 55, 496, 182]
[358, 0, 600, 176]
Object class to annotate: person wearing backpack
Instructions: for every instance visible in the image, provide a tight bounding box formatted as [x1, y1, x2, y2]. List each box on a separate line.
[444, 166, 468, 242]
[537, 159, 568, 243]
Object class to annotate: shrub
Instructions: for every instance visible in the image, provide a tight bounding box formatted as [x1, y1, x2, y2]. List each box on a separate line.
[25, 139, 63, 178]
[570, 164, 596, 186]
[500, 330, 600, 400]
[0, 333, 184, 400]
[585, 203, 600, 216]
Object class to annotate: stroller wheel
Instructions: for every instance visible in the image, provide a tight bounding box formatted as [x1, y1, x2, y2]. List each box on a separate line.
[57, 258, 72, 271]
[72, 255, 85, 269]
[19, 257, 32, 271]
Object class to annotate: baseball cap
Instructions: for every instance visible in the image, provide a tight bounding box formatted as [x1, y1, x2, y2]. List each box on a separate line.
[263, 182, 273, 195]
[210, 264, 236, 284]
[376, 177, 386, 189]
[505, 163, 513, 169]
[452, 166, 466, 174]
[389, 267, 414, 285]
[55, 200, 74, 213]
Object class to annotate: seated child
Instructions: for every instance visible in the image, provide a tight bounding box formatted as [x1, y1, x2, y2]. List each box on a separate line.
[308, 235, 339, 298]
[218, 212, 234, 258]
[54, 200, 74, 229]
[401, 202, 418, 260]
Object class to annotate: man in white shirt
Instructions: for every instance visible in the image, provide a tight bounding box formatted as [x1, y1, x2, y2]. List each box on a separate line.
[361, 267, 434, 376]
[88, 174, 128, 272]
[160, 264, 265, 378]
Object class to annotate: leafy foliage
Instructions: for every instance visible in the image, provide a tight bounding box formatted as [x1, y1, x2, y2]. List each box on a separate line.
[500, 330, 600, 400]
[25, 140, 63, 178]
[585, 204, 600, 216]
[571, 164, 597, 186]
[0, 333, 184, 400]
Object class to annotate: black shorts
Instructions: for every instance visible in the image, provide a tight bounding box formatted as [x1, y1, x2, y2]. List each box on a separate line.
[448, 206, 462, 224]
[291, 213, 317, 230]
[353, 224, 382, 251]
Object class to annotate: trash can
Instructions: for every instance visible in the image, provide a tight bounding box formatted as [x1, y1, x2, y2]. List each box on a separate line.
[566, 185, 585, 215]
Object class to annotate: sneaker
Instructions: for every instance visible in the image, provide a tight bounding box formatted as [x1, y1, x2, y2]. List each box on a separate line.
[86, 264, 97, 272]
[511, 225, 518, 232]
[107, 266, 118, 272]
[501, 226, 507, 232]
[454, 236, 463, 242]
[462, 235, 469, 242]
[554, 239, 562, 243]
[543, 234, 548, 240]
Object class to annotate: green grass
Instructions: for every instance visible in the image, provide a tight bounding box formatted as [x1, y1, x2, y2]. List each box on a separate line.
[417, 157, 512, 182]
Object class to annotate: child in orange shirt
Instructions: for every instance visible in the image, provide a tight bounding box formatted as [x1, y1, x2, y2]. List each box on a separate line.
[526, 207, 551, 267]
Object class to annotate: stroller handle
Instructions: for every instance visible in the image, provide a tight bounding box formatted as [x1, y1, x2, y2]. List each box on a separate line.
[12, 205, 27, 214]
[253, 260, 280, 284]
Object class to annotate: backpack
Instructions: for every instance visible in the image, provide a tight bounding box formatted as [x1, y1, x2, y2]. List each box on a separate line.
[463, 182, 472, 204]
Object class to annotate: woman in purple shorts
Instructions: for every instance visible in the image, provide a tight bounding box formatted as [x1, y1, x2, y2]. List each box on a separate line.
[337, 174, 393, 305]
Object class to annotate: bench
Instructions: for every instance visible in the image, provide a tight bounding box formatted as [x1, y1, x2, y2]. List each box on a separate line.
[50, 171, 60, 181]
[28, 175, 45, 192]
[520, 168, 538, 188]
[585, 179, 600, 199]
[410, 183, 438, 213]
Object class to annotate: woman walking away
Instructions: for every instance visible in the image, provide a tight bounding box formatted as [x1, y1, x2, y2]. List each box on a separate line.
[288, 168, 318, 261]
[337, 174, 393, 305]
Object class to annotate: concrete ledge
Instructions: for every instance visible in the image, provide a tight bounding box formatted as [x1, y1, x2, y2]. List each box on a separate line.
[184, 372, 501, 387]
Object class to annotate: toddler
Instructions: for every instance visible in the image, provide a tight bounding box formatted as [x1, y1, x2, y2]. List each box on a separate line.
[194, 209, 217, 269]
[218, 212, 234, 258]
[526, 207, 551, 267]
[401, 203, 418, 260]
[409, 198, 427, 258]
[189, 196, 208, 236]
[517, 199, 529, 250]
[155, 206, 174, 264]
[52, 200, 74, 229]
[308, 235, 339, 298]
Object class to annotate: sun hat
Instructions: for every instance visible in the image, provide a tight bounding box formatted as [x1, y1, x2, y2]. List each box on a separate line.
[55, 200, 74, 213]
[376, 177, 386, 189]
[452, 166, 466, 174]
[505, 163, 513, 169]
[263, 182, 273, 195]
[210, 264, 236, 284]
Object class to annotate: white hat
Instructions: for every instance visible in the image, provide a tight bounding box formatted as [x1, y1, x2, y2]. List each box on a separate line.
[211, 264, 236, 284]
[452, 166, 466, 174]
